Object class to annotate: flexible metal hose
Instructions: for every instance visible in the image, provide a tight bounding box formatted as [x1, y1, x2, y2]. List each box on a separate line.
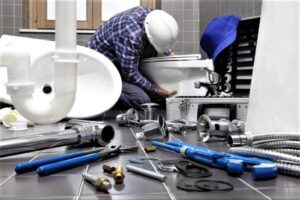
[253, 132, 300, 141]
[275, 161, 300, 176]
[229, 147, 300, 176]
[253, 141, 300, 149]
[229, 147, 300, 163]
[274, 149, 300, 157]
[228, 131, 300, 146]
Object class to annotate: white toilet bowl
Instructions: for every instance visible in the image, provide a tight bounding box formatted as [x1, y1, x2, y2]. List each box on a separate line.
[140, 54, 214, 96]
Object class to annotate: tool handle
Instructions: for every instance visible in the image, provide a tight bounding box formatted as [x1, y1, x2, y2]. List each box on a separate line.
[37, 153, 101, 176]
[15, 152, 85, 174]
[151, 141, 181, 153]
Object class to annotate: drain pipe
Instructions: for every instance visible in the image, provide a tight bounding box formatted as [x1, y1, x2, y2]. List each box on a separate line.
[1, 0, 78, 124]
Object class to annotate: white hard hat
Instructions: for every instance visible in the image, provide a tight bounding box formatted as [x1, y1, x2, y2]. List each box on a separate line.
[144, 10, 179, 54]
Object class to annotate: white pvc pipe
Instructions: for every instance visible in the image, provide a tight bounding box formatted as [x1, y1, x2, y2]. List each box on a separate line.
[0, 0, 78, 124]
[55, 0, 76, 51]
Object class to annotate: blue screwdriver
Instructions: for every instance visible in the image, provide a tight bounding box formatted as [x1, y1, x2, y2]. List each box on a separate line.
[15, 147, 105, 174]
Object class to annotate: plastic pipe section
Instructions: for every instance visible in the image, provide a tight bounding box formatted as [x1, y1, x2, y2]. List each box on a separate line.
[0, 0, 78, 124]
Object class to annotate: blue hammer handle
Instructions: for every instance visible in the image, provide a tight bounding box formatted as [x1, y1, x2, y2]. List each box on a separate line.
[15, 152, 85, 174]
[37, 153, 101, 176]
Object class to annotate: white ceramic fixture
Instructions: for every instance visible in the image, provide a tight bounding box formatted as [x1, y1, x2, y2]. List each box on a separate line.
[0, 35, 122, 121]
[140, 54, 214, 96]
[246, 0, 300, 133]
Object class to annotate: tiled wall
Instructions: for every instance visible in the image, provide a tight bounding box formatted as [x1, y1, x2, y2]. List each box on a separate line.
[162, 0, 200, 54]
[0, 0, 262, 55]
[198, 0, 262, 58]
[162, 0, 262, 57]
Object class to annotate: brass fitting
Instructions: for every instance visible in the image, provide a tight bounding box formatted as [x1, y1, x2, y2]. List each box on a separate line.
[103, 164, 116, 173]
[95, 177, 112, 191]
[112, 166, 124, 184]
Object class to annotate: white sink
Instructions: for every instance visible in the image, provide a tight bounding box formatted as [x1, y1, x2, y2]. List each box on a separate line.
[0, 35, 122, 119]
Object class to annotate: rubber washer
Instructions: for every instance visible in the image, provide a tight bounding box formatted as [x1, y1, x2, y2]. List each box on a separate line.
[175, 160, 212, 178]
[195, 180, 234, 191]
[176, 179, 204, 191]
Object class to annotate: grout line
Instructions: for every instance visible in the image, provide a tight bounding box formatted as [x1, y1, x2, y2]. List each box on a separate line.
[125, 119, 176, 200]
[74, 165, 89, 200]
[0, 153, 40, 187]
[170, 130, 272, 200]
[237, 178, 272, 200]
[119, 109, 176, 200]
[74, 111, 106, 200]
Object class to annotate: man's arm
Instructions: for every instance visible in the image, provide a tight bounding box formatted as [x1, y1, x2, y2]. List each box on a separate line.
[115, 36, 158, 95]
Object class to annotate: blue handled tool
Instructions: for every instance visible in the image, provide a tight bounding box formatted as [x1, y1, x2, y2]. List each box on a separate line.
[15, 147, 105, 174]
[151, 140, 277, 180]
[36, 145, 138, 176]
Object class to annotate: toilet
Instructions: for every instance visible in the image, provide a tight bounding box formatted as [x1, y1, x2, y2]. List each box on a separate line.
[140, 54, 214, 96]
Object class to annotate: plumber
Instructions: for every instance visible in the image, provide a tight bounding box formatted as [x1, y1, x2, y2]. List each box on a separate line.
[87, 6, 179, 109]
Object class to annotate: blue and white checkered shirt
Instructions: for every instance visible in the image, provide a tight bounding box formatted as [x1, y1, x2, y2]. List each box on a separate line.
[87, 6, 166, 94]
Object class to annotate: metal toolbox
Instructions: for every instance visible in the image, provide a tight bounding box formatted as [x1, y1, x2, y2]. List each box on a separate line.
[166, 97, 249, 122]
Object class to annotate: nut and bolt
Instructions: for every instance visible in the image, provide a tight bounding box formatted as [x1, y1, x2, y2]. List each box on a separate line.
[82, 172, 112, 192]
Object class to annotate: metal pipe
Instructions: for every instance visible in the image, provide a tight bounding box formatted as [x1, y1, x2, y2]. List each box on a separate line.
[126, 165, 167, 182]
[141, 103, 159, 120]
[198, 114, 245, 142]
[0, 122, 114, 157]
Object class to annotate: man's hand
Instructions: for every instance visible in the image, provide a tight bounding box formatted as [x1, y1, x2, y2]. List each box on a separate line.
[157, 86, 177, 98]
[169, 52, 176, 56]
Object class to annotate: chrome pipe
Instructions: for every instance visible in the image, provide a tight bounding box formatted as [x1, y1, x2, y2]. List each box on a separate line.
[0, 120, 114, 157]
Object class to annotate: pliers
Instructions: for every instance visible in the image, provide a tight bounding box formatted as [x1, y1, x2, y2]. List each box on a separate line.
[15, 145, 138, 176]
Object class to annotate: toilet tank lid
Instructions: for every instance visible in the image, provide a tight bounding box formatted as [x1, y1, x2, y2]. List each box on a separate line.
[141, 54, 202, 63]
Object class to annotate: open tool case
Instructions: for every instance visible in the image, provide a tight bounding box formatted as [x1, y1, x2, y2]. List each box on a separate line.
[166, 17, 260, 122]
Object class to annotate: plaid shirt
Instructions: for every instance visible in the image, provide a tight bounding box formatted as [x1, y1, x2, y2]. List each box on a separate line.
[87, 6, 165, 94]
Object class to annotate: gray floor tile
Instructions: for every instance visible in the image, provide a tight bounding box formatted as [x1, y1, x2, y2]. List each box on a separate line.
[261, 186, 300, 200]
[79, 193, 171, 200]
[81, 172, 167, 196]
[0, 110, 299, 199]
[173, 189, 267, 200]
[0, 175, 81, 197]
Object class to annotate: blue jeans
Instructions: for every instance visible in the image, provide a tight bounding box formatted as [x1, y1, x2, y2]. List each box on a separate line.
[115, 81, 151, 110]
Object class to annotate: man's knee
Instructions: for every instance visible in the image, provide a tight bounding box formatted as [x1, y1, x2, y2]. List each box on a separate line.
[135, 92, 150, 105]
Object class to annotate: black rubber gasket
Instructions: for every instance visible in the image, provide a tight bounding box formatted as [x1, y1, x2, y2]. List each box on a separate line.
[175, 160, 212, 178]
[176, 179, 204, 191]
[194, 180, 234, 191]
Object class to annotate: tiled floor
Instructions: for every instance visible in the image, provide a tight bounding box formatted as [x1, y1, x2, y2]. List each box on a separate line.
[0, 110, 299, 199]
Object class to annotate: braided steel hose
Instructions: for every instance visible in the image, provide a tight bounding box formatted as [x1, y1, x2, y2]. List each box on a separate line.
[229, 147, 300, 176]
[228, 131, 300, 146]
[275, 161, 300, 176]
[253, 141, 300, 149]
[274, 149, 300, 157]
[229, 147, 300, 163]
